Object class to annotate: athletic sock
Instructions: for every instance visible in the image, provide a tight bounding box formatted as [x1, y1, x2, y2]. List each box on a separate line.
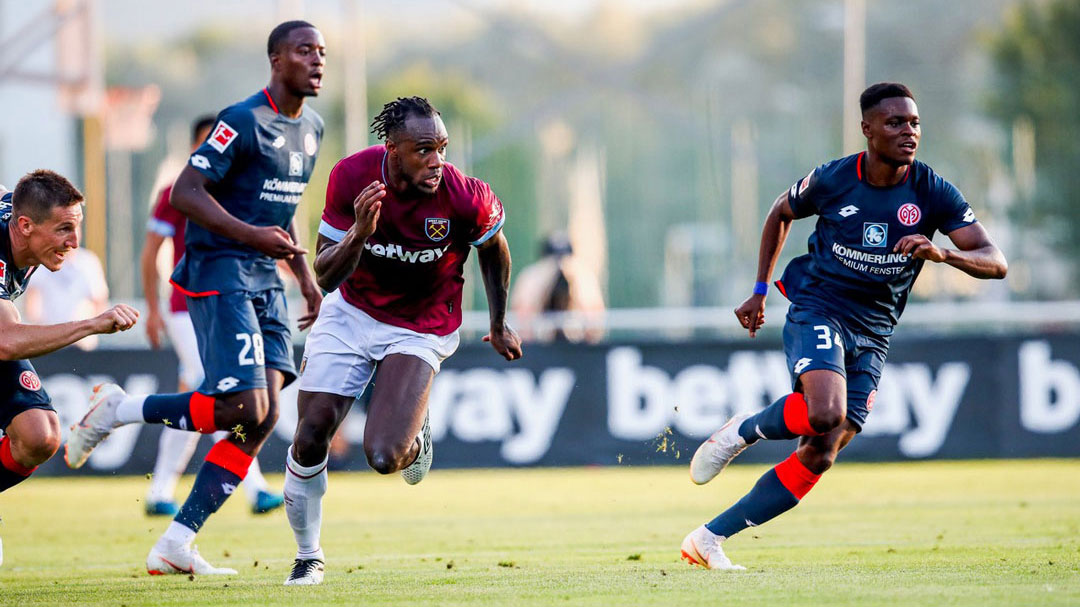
[704, 452, 822, 538]
[0, 436, 36, 493]
[173, 440, 252, 533]
[139, 392, 218, 433]
[284, 447, 328, 560]
[148, 428, 200, 502]
[212, 431, 269, 504]
[738, 393, 821, 444]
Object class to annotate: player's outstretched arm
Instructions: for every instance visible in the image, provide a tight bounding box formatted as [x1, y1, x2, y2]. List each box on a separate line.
[0, 300, 138, 361]
[734, 191, 797, 338]
[312, 180, 385, 292]
[477, 230, 522, 361]
[894, 224, 1007, 280]
[170, 166, 307, 259]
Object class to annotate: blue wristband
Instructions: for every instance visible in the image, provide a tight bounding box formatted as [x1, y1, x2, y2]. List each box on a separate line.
[753, 281, 769, 296]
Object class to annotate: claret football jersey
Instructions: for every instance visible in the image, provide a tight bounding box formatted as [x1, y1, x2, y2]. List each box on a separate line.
[318, 145, 505, 336]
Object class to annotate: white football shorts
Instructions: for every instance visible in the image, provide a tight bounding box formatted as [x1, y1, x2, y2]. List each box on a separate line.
[164, 310, 205, 390]
[298, 290, 460, 398]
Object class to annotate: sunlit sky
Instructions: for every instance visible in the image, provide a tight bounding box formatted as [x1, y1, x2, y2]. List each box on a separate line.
[101, 0, 708, 43]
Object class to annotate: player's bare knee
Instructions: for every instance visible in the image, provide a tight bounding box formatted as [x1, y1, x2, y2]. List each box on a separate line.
[365, 442, 410, 475]
[17, 431, 61, 466]
[807, 399, 846, 434]
[796, 445, 836, 475]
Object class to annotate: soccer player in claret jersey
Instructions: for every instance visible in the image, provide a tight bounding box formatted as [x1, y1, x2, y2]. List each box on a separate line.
[0, 172, 139, 567]
[681, 83, 1008, 570]
[65, 21, 326, 576]
[280, 97, 522, 586]
[140, 116, 284, 518]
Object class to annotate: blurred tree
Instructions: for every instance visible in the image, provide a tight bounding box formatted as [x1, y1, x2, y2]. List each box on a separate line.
[988, 0, 1080, 283]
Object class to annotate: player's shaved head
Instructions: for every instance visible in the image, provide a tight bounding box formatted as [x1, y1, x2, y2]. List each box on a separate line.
[860, 83, 915, 115]
[267, 20, 316, 57]
[371, 97, 441, 142]
[11, 169, 83, 223]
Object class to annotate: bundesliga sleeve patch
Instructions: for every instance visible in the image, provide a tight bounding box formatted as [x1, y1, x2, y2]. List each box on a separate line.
[208, 120, 239, 153]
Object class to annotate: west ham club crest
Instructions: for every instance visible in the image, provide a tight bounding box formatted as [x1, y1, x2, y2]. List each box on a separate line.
[425, 218, 449, 242]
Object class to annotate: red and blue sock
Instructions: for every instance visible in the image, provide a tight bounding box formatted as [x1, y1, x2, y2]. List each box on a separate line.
[704, 452, 822, 538]
[738, 393, 821, 444]
[174, 441, 252, 532]
[143, 392, 218, 434]
[0, 436, 36, 493]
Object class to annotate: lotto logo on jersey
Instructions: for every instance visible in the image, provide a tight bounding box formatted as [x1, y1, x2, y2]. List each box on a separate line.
[208, 121, 239, 153]
[863, 222, 888, 247]
[897, 203, 921, 226]
[19, 370, 41, 391]
[963, 208, 976, 223]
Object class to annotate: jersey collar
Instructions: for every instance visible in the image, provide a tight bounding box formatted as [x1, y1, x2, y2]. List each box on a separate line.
[262, 88, 279, 114]
[856, 151, 911, 186]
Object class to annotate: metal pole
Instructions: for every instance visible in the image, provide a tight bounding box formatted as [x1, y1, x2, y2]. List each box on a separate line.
[343, 0, 368, 154]
[842, 0, 866, 155]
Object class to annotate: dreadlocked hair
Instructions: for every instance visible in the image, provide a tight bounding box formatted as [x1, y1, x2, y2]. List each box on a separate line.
[370, 97, 440, 142]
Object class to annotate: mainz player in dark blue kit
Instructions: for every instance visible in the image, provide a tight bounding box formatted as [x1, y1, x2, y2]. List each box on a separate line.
[680, 83, 1009, 570]
[0, 173, 139, 567]
[65, 21, 327, 576]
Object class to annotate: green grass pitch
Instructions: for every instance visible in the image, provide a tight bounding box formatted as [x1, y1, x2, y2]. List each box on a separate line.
[0, 460, 1077, 606]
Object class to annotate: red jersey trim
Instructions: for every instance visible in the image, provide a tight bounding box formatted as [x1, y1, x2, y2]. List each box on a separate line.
[169, 279, 220, 298]
[262, 88, 279, 114]
[857, 151, 911, 184]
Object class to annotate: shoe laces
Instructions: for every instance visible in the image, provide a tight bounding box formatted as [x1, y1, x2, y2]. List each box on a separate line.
[290, 558, 322, 579]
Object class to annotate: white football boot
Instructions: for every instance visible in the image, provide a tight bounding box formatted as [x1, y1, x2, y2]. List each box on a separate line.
[400, 413, 432, 485]
[65, 383, 126, 469]
[680, 525, 745, 571]
[147, 542, 237, 576]
[689, 412, 752, 485]
[284, 557, 326, 586]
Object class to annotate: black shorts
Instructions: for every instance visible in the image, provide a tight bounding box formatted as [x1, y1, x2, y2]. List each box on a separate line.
[0, 359, 53, 431]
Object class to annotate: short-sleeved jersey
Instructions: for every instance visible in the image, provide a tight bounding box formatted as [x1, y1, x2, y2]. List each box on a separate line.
[0, 193, 38, 301]
[778, 152, 977, 336]
[318, 145, 506, 336]
[171, 89, 324, 295]
[147, 185, 188, 313]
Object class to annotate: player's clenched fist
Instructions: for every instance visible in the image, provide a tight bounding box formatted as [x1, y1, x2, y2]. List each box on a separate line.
[94, 304, 140, 334]
[351, 180, 385, 241]
[893, 234, 947, 262]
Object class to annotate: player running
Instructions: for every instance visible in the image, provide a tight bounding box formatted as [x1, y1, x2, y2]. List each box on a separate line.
[0, 172, 139, 566]
[140, 116, 284, 518]
[65, 21, 325, 576]
[681, 83, 1008, 570]
[280, 97, 522, 585]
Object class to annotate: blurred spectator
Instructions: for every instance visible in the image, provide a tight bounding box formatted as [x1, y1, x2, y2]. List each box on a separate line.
[511, 231, 605, 343]
[22, 247, 109, 351]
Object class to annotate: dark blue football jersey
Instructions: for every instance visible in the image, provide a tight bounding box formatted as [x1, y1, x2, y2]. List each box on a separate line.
[0, 192, 38, 301]
[172, 89, 324, 294]
[777, 152, 977, 336]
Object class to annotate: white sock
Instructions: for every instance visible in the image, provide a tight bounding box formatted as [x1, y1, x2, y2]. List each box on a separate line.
[115, 395, 148, 424]
[147, 428, 199, 502]
[159, 521, 197, 548]
[284, 446, 328, 560]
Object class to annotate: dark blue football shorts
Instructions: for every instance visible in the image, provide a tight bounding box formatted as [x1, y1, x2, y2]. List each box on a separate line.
[187, 288, 295, 395]
[0, 359, 54, 431]
[782, 304, 889, 430]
